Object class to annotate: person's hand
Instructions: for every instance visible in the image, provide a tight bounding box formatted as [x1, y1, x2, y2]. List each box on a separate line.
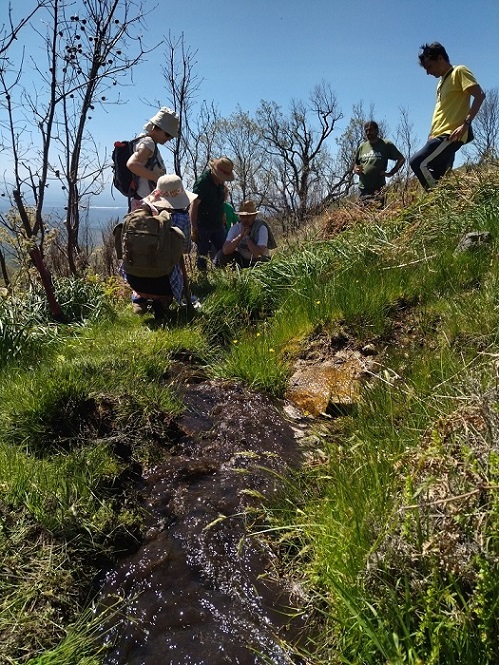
[239, 230, 250, 245]
[151, 165, 166, 181]
[449, 125, 466, 142]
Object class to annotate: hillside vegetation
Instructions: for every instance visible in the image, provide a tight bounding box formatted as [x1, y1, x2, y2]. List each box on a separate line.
[1, 165, 499, 664]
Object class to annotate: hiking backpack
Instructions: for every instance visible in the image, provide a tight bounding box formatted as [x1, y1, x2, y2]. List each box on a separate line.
[113, 206, 185, 278]
[111, 138, 158, 199]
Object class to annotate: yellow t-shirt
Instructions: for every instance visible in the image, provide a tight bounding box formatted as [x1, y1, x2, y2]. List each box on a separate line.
[430, 65, 478, 138]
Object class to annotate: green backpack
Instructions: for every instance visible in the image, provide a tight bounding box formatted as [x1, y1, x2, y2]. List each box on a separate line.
[113, 207, 185, 278]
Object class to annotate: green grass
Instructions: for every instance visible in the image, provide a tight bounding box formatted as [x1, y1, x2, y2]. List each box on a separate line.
[264, 348, 499, 663]
[3, 165, 499, 662]
[0, 297, 213, 663]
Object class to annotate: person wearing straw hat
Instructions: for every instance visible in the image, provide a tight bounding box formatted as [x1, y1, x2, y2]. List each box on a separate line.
[126, 174, 197, 319]
[126, 107, 180, 211]
[216, 200, 275, 269]
[190, 156, 235, 271]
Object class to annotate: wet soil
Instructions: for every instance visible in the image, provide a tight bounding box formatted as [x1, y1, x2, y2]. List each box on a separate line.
[98, 379, 309, 665]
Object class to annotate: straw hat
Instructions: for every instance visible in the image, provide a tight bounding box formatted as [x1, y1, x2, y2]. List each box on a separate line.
[146, 174, 197, 209]
[209, 156, 235, 182]
[238, 200, 259, 216]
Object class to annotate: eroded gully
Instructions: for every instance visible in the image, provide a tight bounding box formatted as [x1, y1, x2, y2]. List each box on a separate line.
[97, 378, 311, 665]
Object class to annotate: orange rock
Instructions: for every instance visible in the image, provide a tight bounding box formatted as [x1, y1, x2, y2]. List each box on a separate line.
[285, 352, 368, 417]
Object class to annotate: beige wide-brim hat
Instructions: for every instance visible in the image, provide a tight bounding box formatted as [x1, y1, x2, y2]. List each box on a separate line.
[144, 107, 180, 138]
[209, 156, 235, 182]
[238, 200, 259, 216]
[147, 174, 197, 209]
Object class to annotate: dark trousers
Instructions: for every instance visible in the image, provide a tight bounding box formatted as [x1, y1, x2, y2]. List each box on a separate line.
[196, 224, 227, 271]
[410, 136, 462, 190]
[215, 250, 270, 269]
[216, 251, 252, 269]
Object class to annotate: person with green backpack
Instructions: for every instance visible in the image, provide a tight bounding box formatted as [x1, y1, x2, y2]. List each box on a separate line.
[114, 174, 197, 320]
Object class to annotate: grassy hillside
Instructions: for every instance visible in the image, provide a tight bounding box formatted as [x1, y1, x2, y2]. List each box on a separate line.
[1, 164, 499, 663]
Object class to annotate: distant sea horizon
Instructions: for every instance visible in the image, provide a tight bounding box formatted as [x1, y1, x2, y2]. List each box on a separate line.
[0, 201, 129, 238]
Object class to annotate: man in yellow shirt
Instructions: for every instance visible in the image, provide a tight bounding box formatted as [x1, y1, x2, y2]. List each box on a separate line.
[410, 42, 485, 190]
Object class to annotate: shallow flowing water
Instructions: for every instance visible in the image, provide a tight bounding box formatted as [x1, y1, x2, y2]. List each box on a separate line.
[98, 380, 309, 664]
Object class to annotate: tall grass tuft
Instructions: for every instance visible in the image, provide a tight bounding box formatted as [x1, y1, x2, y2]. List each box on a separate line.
[255, 169, 499, 663]
[0, 295, 59, 368]
[53, 277, 115, 323]
[0, 277, 115, 371]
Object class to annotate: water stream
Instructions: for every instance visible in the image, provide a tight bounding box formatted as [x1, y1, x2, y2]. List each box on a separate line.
[98, 379, 309, 664]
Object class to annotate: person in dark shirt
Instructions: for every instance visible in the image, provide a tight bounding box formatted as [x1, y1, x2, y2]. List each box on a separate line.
[353, 121, 405, 207]
[190, 157, 235, 271]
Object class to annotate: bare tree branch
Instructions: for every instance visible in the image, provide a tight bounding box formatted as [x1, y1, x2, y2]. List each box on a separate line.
[0, 0, 156, 278]
[0, 1, 50, 57]
[465, 88, 499, 163]
[256, 81, 342, 224]
[160, 31, 202, 178]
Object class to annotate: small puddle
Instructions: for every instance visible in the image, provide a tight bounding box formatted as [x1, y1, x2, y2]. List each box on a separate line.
[98, 380, 309, 664]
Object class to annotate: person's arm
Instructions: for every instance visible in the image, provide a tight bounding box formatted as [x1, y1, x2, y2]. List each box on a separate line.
[126, 143, 163, 183]
[449, 84, 486, 142]
[385, 154, 406, 178]
[246, 235, 267, 258]
[246, 225, 268, 258]
[189, 197, 201, 241]
[222, 225, 247, 255]
[352, 148, 363, 174]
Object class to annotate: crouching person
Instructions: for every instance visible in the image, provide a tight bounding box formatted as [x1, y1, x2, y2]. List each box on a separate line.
[115, 174, 196, 320]
[215, 200, 275, 269]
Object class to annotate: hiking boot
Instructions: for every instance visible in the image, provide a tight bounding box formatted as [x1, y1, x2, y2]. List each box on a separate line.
[151, 299, 171, 320]
[132, 301, 149, 315]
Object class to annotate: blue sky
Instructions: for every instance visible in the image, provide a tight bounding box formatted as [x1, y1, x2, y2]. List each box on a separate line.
[1, 0, 498, 207]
